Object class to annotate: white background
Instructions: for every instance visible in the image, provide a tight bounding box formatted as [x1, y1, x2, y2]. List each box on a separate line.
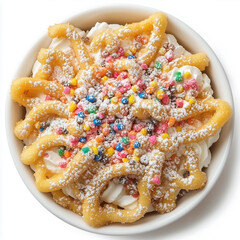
[1, 0, 240, 239]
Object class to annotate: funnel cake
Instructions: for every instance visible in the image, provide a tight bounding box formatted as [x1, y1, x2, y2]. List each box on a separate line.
[11, 12, 232, 227]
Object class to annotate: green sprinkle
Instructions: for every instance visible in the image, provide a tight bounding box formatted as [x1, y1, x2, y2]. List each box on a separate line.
[88, 106, 96, 114]
[175, 72, 183, 82]
[154, 61, 162, 70]
[58, 148, 64, 156]
[82, 147, 89, 154]
[122, 136, 130, 144]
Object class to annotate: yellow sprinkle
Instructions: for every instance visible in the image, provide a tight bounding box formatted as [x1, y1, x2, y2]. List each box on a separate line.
[184, 71, 191, 79]
[130, 46, 137, 54]
[102, 76, 109, 82]
[111, 97, 118, 104]
[125, 50, 132, 57]
[70, 89, 75, 96]
[70, 78, 77, 86]
[176, 84, 183, 93]
[84, 124, 90, 131]
[162, 65, 170, 72]
[188, 98, 195, 105]
[176, 126, 182, 132]
[132, 85, 139, 92]
[157, 90, 165, 100]
[103, 123, 109, 128]
[161, 133, 170, 139]
[150, 81, 158, 88]
[122, 158, 129, 163]
[159, 47, 167, 55]
[69, 101, 77, 112]
[103, 96, 109, 100]
[92, 147, 98, 155]
[107, 147, 115, 157]
[133, 149, 140, 156]
[128, 95, 136, 104]
[35, 121, 41, 129]
[140, 128, 147, 135]
[133, 156, 140, 162]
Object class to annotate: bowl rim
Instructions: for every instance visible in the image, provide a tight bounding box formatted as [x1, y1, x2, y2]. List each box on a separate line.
[5, 4, 234, 236]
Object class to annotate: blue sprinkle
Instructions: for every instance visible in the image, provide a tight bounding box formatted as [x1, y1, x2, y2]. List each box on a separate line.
[93, 119, 101, 126]
[116, 142, 123, 151]
[138, 92, 147, 99]
[110, 123, 115, 129]
[128, 55, 135, 59]
[39, 127, 44, 132]
[86, 95, 96, 103]
[78, 111, 85, 118]
[121, 97, 128, 104]
[79, 137, 87, 143]
[117, 123, 125, 130]
[134, 141, 141, 148]
[94, 155, 102, 161]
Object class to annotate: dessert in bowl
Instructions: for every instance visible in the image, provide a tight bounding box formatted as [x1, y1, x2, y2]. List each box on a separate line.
[7, 6, 233, 235]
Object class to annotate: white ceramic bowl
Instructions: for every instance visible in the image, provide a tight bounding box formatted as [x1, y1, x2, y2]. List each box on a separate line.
[6, 5, 233, 235]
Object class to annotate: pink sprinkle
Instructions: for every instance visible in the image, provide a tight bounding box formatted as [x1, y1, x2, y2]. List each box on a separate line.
[149, 135, 157, 144]
[105, 55, 112, 62]
[74, 108, 82, 115]
[76, 105, 84, 111]
[59, 161, 67, 168]
[169, 80, 175, 86]
[56, 127, 63, 135]
[113, 72, 120, 78]
[98, 113, 104, 119]
[176, 98, 184, 108]
[45, 95, 52, 101]
[137, 79, 144, 87]
[118, 151, 127, 158]
[117, 47, 124, 57]
[120, 72, 128, 79]
[178, 121, 185, 127]
[159, 123, 168, 133]
[89, 122, 95, 128]
[63, 87, 70, 94]
[152, 175, 161, 185]
[188, 78, 199, 91]
[120, 131, 128, 137]
[165, 50, 174, 61]
[113, 125, 118, 131]
[133, 123, 144, 132]
[128, 133, 136, 140]
[118, 86, 127, 94]
[107, 115, 115, 123]
[70, 137, 79, 146]
[141, 63, 148, 70]
[162, 94, 170, 105]
[112, 158, 122, 164]
[44, 153, 49, 157]
[124, 83, 131, 91]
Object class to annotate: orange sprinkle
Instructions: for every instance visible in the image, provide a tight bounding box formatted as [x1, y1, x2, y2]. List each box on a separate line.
[187, 118, 195, 125]
[60, 96, 67, 104]
[168, 117, 176, 127]
[64, 151, 71, 158]
[102, 127, 110, 136]
[117, 75, 122, 81]
[96, 68, 107, 78]
[77, 142, 85, 149]
[115, 91, 122, 98]
[105, 62, 113, 71]
[70, 112, 75, 118]
[141, 36, 149, 45]
[96, 135, 104, 143]
[145, 86, 155, 94]
[127, 148, 134, 155]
